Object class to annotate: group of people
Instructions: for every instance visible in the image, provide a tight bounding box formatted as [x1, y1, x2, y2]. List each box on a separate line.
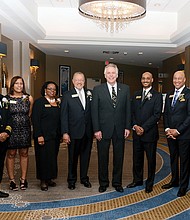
[0, 63, 189, 199]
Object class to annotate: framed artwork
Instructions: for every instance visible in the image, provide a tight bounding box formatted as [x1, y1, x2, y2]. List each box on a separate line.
[118, 70, 124, 83]
[59, 65, 71, 96]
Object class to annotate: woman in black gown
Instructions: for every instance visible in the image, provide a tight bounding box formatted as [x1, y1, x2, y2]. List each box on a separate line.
[32, 81, 61, 191]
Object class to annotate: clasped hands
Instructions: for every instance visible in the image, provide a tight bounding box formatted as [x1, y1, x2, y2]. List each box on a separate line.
[134, 125, 144, 136]
[0, 132, 9, 142]
[94, 129, 130, 141]
[165, 129, 179, 139]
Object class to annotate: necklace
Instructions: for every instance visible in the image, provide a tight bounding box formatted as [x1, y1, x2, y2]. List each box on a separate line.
[46, 97, 55, 103]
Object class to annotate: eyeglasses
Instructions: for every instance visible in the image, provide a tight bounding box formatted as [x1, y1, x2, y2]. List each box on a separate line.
[46, 88, 56, 91]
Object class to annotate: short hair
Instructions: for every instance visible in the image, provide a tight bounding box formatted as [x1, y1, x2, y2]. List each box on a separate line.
[9, 76, 27, 95]
[41, 81, 59, 96]
[72, 72, 85, 80]
[104, 63, 118, 76]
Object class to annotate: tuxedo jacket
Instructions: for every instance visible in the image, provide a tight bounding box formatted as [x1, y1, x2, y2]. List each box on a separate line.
[91, 83, 131, 139]
[61, 88, 93, 139]
[132, 88, 162, 142]
[0, 94, 12, 137]
[164, 86, 190, 140]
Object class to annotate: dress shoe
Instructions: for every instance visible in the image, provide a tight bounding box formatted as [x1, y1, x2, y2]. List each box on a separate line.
[46, 180, 56, 187]
[114, 186, 124, 193]
[99, 186, 107, 193]
[127, 181, 143, 188]
[68, 183, 75, 190]
[40, 182, 48, 191]
[177, 188, 187, 197]
[145, 186, 153, 193]
[0, 191, 9, 198]
[81, 181, 92, 188]
[161, 182, 179, 189]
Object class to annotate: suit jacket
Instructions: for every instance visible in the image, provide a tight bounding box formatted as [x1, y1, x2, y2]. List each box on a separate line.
[164, 86, 190, 140]
[132, 88, 163, 142]
[0, 94, 12, 136]
[91, 83, 131, 139]
[61, 88, 93, 139]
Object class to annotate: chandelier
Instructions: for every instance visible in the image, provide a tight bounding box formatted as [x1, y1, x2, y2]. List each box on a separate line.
[78, 0, 146, 33]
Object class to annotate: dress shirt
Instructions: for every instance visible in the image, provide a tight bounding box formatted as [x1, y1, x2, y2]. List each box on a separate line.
[76, 88, 86, 109]
[107, 82, 117, 98]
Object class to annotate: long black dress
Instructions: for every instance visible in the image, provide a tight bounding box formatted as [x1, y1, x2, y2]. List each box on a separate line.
[32, 97, 61, 181]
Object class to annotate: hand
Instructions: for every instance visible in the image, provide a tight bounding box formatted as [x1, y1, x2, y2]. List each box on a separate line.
[38, 136, 45, 145]
[0, 132, 9, 142]
[124, 129, 130, 139]
[166, 129, 178, 139]
[94, 131, 102, 141]
[134, 125, 144, 136]
[63, 133, 71, 144]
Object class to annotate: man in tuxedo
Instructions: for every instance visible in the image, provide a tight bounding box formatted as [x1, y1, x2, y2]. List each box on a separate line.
[61, 72, 93, 190]
[91, 63, 131, 193]
[162, 70, 190, 197]
[127, 72, 162, 193]
[0, 94, 12, 198]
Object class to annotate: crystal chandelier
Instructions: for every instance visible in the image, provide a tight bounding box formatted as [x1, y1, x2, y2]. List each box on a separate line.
[78, 0, 146, 33]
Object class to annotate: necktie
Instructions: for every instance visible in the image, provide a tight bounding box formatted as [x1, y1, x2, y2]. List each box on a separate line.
[112, 86, 117, 108]
[79, 90, 85, 109]
[142, 90, 146, 102]
[171, 90, 179, 107]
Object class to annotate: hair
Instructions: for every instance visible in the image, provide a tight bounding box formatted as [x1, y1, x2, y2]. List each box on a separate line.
[72, 71, 85, 80]
[104, 63, 118, 76]
[41, 81, 58, 96]
[9, 76, 27, 95]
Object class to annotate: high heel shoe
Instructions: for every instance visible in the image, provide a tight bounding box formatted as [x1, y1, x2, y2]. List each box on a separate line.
[20, 178, 28, 190]
[9, 180, 18, 191]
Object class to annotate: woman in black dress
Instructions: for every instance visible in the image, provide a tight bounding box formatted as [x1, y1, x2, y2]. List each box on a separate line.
[32, 81, 61, 191]
[6, 76, 33, 191]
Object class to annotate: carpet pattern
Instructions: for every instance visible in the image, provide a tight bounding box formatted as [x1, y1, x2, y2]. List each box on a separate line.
[0, 132, 189, 220]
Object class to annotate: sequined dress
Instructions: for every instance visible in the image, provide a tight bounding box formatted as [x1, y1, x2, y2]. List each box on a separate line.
[7, 95, 31, 149]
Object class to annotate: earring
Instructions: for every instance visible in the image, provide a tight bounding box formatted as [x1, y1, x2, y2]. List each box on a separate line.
[45, 92, 47, 96]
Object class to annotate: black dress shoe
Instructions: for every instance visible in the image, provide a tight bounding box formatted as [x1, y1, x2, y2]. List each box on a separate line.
[114, 186, 124, 193]
[177, 188, 187, 197]
[46, 180, 56, 187]
[161, 182, 179, 189]
[99, 186, 107, 193]
[81, 181, 92, 188]
[127, 181, 143, 188]
[68, 183, 75, 190]
[40, 181, 48, 191]
[0, 191, 9, 198]
[145, 186, 153, 193]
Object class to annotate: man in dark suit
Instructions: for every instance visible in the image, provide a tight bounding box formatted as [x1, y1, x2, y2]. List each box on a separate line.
[161, 70, 190, 197]
[91, 63, 131, 193]
[0, 94, 12, 198]
[61, 72, 93, 190]
[127, 72, 162, 193]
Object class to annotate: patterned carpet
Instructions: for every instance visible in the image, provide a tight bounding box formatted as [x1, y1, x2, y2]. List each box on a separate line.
[0, 131, 189, 220]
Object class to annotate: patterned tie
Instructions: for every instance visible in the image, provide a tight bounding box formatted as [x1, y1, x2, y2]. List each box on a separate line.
[79, 90, 85, 109]
[141, 90, 146, 102]
[171, 90, 179, 107]
[112, 86, 117, 108]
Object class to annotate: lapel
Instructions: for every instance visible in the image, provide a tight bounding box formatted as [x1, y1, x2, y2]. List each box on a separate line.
[103, 83, 113, 106]
[115, 83, 122, 107]
[141, 88, 153, 106]
[172, 87, 186, 109]
[71, 88, 84, 109]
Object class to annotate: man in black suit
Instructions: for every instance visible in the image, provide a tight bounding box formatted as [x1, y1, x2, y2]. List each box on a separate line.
[0, 94, 12, 198]
[161, 70, 190, 197]
[91, 63, 131, 193]
[61, 72, 93, 190]
[127, 72, 162, 193]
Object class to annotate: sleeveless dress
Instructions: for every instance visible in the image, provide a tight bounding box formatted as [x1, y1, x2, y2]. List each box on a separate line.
[7, 95, 31, 149]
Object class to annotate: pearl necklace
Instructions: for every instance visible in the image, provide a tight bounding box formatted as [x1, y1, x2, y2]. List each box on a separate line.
[46, 97, 55, 103]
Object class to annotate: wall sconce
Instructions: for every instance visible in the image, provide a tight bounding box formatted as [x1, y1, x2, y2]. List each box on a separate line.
[30, 59, 39, 80]
[0, 42, 7, 58]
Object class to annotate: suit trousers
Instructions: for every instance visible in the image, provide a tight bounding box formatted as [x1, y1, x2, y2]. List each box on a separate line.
[67, 133, 92, 184]
[0, 142, 7, 183]
[97, 130, 125, 187]
[133, 139, 157, 187]
[167, 139, 190, 189]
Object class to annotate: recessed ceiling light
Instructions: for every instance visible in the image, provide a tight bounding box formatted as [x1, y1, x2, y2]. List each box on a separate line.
[64, 50, 69, 53]
[123, 52, 128, 55]
[110, 57, 114, 60]
[154, 3, 161, 7]
[148, 62, 152, 65]
[138, 52, 143, 55]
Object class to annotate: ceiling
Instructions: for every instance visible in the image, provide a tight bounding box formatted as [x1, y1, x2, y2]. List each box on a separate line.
[1, 0, 190, 68]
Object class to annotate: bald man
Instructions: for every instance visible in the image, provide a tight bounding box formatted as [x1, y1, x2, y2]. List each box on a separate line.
[127, 72, 162, 193]
[162, 70, 190, 197]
